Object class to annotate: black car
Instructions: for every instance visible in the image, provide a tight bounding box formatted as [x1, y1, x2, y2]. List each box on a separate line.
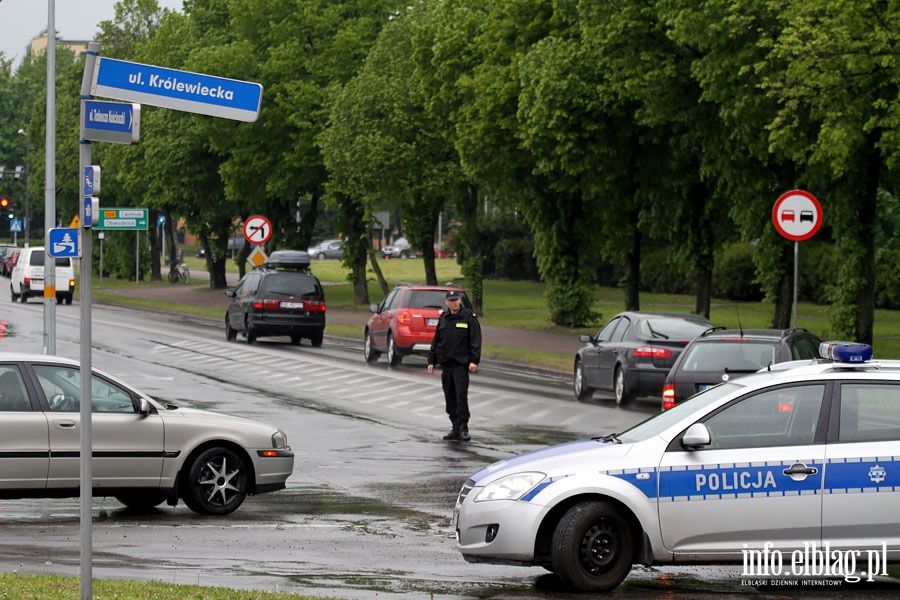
[573, 311, 713, 405]
[224, 250, 326, 346]
[661, 327, 822, 410]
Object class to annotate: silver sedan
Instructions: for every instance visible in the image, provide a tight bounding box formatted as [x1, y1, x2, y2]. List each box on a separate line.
[0, 352, 294, 515]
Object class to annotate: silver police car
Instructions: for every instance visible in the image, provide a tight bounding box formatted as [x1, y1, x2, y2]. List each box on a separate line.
[453, 342, 900, 591]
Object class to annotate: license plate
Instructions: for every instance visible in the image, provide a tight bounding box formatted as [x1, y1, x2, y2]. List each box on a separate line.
[281, 301, 303, 309]
[427, 318, 438, 326]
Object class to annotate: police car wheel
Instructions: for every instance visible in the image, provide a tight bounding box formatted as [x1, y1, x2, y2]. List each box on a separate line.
[551, 500, 633, 592]
[574, 360, 593, 401]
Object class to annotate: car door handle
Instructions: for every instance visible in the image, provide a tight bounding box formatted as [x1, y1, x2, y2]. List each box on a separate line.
[53, 420, 77, 429]
[783, 463, 818, 476]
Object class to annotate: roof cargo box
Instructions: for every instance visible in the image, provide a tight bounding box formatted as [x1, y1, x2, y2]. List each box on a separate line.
[265, 250, 311, 270]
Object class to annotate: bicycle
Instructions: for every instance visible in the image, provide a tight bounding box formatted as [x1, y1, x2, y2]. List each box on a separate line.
[168, 262, 191, 284]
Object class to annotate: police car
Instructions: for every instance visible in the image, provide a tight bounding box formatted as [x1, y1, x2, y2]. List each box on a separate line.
[453, 342, 900, 591]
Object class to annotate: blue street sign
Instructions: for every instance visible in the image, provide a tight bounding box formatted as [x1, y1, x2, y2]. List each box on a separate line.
[9, 220, 21, 233]
[48, 228, 81, 258]
[91, 58, 263, 122]
[83, 166, 101, 196]
[82, 100, 140, 145]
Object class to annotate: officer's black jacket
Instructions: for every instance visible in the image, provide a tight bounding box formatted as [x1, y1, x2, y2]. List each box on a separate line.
[427, 307, 482, 367]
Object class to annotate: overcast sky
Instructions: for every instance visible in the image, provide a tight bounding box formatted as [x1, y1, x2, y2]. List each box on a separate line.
[0, 0, 184, 69]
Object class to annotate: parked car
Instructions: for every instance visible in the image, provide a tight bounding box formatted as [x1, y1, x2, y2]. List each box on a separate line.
[10, 246, 76, 304]
[365, 283, 471, 366]
[454, 342, 891, 592]
[307, 238, 344, 260]
[0, 352, 294, 515]
[662, 327, 822, 410]
[4, 249, 19, 280]
[573, 311, 713, 405]
[381, 237, 413, 259]
[225, 250, 326, 346]
[0, 244, 18, 277]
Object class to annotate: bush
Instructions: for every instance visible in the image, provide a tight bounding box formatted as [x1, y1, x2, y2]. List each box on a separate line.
[640, 246, 693, 295]
[713, 242, 763, 301]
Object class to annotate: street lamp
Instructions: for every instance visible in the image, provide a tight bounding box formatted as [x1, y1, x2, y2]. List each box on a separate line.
[17, 129, 29, 246]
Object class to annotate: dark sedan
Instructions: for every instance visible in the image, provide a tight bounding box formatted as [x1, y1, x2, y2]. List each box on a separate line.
[661, 327, 822, 410]
[573, 311, 713, 405]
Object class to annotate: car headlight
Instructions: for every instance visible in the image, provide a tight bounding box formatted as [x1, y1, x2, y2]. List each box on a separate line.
[271, 430, 288, 449]
[475, 472, 545, 502]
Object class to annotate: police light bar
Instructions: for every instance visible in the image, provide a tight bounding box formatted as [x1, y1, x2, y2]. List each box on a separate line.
[819, 341, 873, 363]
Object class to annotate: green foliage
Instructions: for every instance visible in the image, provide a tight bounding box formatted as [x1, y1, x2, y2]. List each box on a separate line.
[712, 243, 763, 302]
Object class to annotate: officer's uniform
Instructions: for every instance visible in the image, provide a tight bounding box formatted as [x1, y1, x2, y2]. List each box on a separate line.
[428, 293, 482, 441]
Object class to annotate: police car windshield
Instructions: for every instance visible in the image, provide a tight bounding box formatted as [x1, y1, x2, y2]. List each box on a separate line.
[617, 382, 742, 442]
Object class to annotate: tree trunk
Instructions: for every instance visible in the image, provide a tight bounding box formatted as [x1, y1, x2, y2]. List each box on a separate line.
[624, 225, 640, 311]
[855, 139, 880, 345]
[461, 183, 482, 315]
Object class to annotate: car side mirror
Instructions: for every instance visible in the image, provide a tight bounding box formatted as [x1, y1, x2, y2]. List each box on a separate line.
[225, 289, 235, 298]
[369, 303, 378, 313]
[682, 423, 711, 450]
[138, 397, 151, 416]
[579, 334, 592, 344]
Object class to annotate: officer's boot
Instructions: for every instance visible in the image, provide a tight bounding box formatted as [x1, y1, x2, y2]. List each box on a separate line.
[443, 421, 461, 441]
[458, 423, 470, 442]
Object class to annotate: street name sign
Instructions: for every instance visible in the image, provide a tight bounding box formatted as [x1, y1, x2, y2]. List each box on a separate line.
[81, 100, 140, 145]
[95, 208, 149, 231]
[91, 57, 263, 122]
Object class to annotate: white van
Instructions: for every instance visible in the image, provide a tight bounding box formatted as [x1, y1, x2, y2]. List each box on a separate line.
[10, 247, 76, 304]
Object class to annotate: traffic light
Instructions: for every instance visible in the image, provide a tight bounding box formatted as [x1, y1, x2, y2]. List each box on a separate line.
[0, 198, 8, 209]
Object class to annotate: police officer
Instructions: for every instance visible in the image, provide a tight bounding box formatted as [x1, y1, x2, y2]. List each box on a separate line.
[427, 290, 482, 441]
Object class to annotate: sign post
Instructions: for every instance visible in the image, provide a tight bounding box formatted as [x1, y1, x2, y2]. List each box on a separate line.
[772, 190, 823, 328]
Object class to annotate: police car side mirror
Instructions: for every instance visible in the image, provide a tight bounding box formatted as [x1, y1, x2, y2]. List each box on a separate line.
[682, 423, 711, 450]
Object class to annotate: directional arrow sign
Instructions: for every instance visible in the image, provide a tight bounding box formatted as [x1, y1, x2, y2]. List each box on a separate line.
[81, 100, 140, 144]
[95, 208, 149, 231]
[91, 57, 263, 122]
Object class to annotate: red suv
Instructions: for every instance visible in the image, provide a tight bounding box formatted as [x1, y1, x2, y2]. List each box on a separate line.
[364, 283, 471, 366]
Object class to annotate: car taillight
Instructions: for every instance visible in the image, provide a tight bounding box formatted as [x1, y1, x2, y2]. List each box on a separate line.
[68, 279, 75, 288]
[398, 310, 411, 325]
[305, 300, 326, 312]
[253, 299, 281, 310]
[634, 346, 672, 359]
[24, 277, 30, 285]
[662, 383, 675, 411]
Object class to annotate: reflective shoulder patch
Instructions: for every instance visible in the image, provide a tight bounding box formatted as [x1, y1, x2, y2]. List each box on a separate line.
[456, 322, 468, 329]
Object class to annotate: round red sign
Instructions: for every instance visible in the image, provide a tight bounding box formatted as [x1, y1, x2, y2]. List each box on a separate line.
[772, 190, 822, 242]
[243, 215, 273, 245]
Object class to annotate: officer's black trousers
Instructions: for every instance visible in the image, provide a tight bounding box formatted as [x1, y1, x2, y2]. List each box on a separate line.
[441, 364, 470, 426]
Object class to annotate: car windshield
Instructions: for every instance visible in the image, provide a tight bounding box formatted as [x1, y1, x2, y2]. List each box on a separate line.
[680, 341, 777, 372]
[616, 382, 743, 443]
[259, 274, 320, 298]
[638, 318, 710, 340]
[404, 290, 469, 310]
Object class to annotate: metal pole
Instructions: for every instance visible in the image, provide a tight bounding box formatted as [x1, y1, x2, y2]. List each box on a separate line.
[44, 0, 56, 356]
[792, 241, 799, 329]
[17, 130, 29, 246]
[79, 39, 101, 600]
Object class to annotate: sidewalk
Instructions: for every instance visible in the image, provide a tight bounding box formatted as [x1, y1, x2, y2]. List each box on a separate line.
[96, 273, 582, 373]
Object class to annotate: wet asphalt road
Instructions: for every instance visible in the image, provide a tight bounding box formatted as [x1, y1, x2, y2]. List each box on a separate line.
[0, 297, 897, 599]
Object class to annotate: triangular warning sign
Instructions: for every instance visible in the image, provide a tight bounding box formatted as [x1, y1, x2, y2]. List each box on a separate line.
[69, 215, 80, 228]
